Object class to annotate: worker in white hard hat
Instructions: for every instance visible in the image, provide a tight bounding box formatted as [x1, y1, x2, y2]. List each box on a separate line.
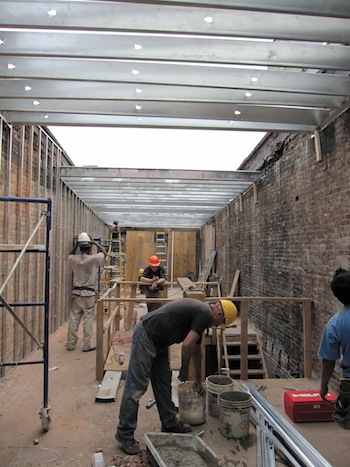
[66, 232, 107, 352]
[140, 255, 167, 312]
[115, 297, 237, 455]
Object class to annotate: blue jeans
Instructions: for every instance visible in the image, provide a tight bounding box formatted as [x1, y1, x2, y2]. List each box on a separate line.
[116, 321, 178, 440]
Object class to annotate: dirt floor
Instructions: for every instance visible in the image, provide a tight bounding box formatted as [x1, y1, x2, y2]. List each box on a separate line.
[1, 307, 350, 467]
[0, 312, 257, 467]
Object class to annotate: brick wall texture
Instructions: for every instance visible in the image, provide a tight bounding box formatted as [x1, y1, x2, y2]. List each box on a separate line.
[207, 109, 350, 386]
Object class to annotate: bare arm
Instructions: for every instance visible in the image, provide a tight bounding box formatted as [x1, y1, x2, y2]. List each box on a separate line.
[179, 330, 201, 381]
[69, 243, 79, 255]
[91, 237, 107, 256]
[320, 359, 335, 399]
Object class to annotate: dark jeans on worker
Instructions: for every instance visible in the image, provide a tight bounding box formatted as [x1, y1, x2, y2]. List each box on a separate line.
[116, 320, 178, 441]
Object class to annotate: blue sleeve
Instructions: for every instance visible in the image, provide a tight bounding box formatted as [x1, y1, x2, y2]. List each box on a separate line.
[317, 320, 340, 361]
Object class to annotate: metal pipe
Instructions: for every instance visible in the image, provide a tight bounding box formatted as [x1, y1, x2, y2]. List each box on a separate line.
[243, 384, 332, 467]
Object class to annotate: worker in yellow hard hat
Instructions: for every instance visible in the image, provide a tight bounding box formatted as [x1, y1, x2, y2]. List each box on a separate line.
[140, 255, 168, 312]
[115, 297, 232, 455]
[218, 299, 238, 328]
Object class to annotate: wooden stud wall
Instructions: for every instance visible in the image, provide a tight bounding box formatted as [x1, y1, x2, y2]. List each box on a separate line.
[0, 117, 107, 377]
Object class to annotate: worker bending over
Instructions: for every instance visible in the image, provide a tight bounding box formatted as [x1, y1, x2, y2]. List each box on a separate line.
[140, 255, 167, 312]
[115, 298, 237, 455]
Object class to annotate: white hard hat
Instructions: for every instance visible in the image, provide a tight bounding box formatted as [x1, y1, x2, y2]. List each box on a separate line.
[77, 232, 91, 244]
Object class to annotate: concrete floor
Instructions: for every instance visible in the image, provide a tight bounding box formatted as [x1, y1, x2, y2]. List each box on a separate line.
[1, 312, 350, 466]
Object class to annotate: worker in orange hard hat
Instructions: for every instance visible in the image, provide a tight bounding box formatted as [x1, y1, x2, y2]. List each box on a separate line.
[140, 255, 167, 312]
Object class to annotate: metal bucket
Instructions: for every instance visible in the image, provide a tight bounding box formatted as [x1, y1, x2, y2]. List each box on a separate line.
[206, 375, 234, 418]
[178, 381, 206, 426]
[218, 391, 251, 439]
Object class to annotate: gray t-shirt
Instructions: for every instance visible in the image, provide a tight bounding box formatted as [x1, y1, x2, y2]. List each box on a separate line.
[141, 298, 213, 348]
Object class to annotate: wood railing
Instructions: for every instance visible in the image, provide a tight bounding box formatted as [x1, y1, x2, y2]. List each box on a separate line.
[95, 280, 312, 382]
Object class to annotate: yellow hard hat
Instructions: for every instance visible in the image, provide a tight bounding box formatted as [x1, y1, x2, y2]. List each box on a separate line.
[220, 300, 237, 327]
[138, 268, 144, 277]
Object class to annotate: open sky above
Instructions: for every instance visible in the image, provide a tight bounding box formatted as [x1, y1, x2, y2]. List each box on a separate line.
[49, 127, 266, 171]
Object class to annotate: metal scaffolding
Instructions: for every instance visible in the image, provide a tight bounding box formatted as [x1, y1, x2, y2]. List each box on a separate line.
[0, 196, 52, 432]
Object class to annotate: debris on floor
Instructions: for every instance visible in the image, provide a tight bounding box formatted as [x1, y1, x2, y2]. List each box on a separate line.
[111, 449, 150, 467]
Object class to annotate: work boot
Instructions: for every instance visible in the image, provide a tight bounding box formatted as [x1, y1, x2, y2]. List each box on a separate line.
[115, 433, 141, 455]
[161, 421, 192, 433]
[83, 346, 96, 352]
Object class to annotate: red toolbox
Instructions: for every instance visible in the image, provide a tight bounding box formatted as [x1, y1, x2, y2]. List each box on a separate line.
[284, 390, 336, 423]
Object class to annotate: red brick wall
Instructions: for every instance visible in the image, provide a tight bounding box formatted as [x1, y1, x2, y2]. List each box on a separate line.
[207, 109, 350, 385]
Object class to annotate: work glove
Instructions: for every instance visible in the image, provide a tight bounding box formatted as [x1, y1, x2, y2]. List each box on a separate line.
[178, 366, 189, 382]
[192, 377, 205, 397]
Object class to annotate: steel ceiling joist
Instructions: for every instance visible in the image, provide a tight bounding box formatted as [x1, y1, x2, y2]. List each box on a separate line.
[60, 167, 261, 229]
[1, 0, 350, 229]
[0, 0, 349, 133]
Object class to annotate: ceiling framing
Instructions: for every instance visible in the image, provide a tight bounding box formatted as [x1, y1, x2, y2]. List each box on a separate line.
[1, 1, 350, 229]
[59, 166, 261, 229]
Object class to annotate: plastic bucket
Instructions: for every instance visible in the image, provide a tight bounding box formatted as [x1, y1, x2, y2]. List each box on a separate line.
[206, 375, 235, 418]
[218, 391, 251, 439]
[178, 381, 206, 425]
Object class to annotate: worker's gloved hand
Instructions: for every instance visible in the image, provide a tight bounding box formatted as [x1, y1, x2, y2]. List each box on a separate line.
[192, 378, 205, 397]
[178, 366, 189, 382]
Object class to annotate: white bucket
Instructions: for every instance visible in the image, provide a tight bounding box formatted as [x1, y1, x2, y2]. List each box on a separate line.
[178, 381, 206, 426]
[218, 391, 251, 439]
[206, 375, 235, 418]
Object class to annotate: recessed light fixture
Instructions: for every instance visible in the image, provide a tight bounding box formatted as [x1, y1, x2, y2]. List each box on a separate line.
[251, 76, 258, 83]
[132, 69, 139, 75]
[0, 39, 4, 45]
[135, 105, 142, 110]
[134, 44, 142, 50]
[245, 92, 252, 98]
[234, 110, 241, 115]
[25, 85, 32, 91]
[33, 100, 40, 106]
[204, 16, 213, 23]
[229, 121, 235, 125]
[138, 117, 143, 122]
[7, 63, 15, 70]
[47, 9, 57, 16]
[44, 114, 49, 119]
[135, 88, 142, 94]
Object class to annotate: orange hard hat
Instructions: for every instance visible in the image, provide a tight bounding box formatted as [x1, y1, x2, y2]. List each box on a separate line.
[149, 255, 160, 267]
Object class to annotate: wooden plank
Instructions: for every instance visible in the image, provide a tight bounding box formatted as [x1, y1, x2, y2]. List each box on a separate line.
[95, 370, 122, 403]
[197, 248, 217, 282]
[177, 277, 204, 300]
[229, 270, 240, 297]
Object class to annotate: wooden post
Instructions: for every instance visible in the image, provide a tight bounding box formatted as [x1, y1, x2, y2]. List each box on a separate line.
[125, 283, 137, 330]
[303, 299, 312, 378]
[96, 299, 104, 381]
[240, 301, 248, 380]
